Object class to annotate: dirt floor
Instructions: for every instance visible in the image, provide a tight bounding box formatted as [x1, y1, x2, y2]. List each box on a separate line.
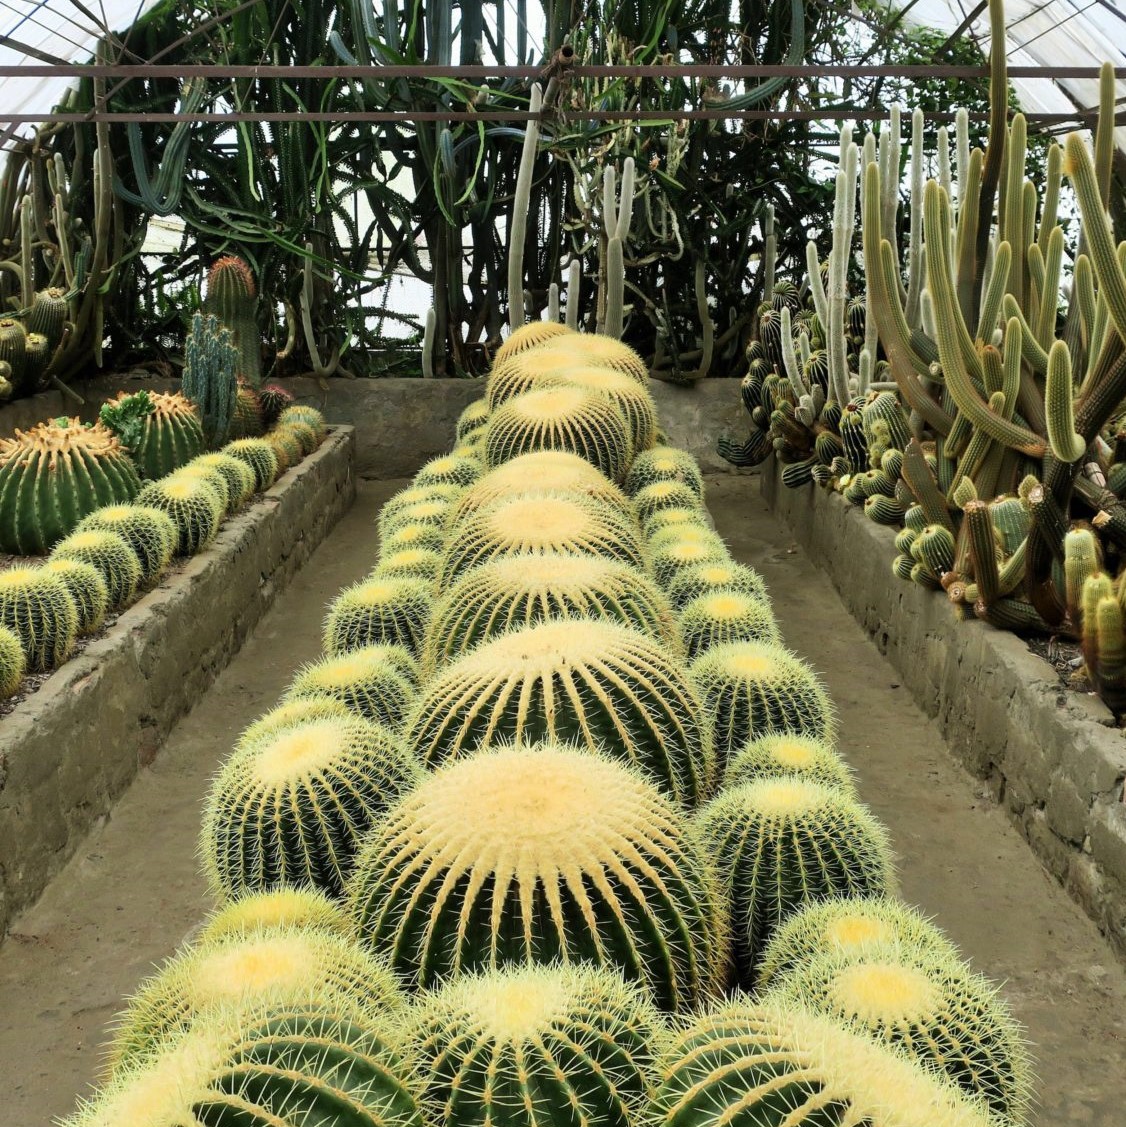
[1, 473, 1124, 1126]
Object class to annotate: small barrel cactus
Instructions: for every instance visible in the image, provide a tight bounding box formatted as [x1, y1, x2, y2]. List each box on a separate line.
[282, 419, 319, 456]
[50, 528, 141, 610]
[650, 533, 731, 589]
[694, 777, 895, 984]
[380, 522, 447, 559]
[0, 623, 25, 697]
[493, 319, 572, 363]
[257, 383, 294, 428]
[626, 446, 705, 498]
[552, 364, 659, 453]
[173, 462, 232, 514]
[198, 886, 352, 943]
[485, 347, 584, 410]
[0, 417, 141, 554]
[118, 390, 206, 480]
[649, 521, 719, 554]
[135, 475, 226, 555]
[407, 619, 715, 807]
[635, 481, 705, 526]
[192, 453, 257, 511]
[42, 559, 110, 635]
[284, 644, 417, 729]
[76, 504, 177, 585]
[536, 332, 648, 383]
[237, 695, 354, 746]
[348, 742, 727, 1010]
[724, 732, 855, 795]
[666, 561, 769, 611]
[324, 575, 431, 657]
[643, 505, 710, 538]
[456, 396, 490, 440]
[202, 709, 421, 899]
[278, 403, 327, 444]
[0, 565, 78, 672]
[374, 547, 443, 584]
[406, 964, 665, 1127]
[379, 483, 464, 539]
[222, 437, 279, 491]
[266, 426, 304, 474]
[413, 452, 482, 490]
[230, 381, 265, 438]
[679, 589, 781, 657]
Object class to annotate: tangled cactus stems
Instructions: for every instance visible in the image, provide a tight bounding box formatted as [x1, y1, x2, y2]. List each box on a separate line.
[222, 438, 279, 491]
[0, 565, 78, 672]
[348, 742, 727, 1010]
[76, 505, 177, 585]
[198, 887, 352, 944]
[136, 475, 226, 555]
[406, 964, 665, 1127]
[0, 623, 26, 697]
[407, 619, 715, 807]
[42, 559, 110, 636]
[284, 645, 417, 729]
[203, 255, 262, 388]
[0, 417, 141, 554]
[323, 575, 431, 657]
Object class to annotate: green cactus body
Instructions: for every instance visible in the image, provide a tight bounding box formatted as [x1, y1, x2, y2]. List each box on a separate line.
[348, 742, 726, 1010]
[643, 506, 710, 539]
[26, 287, 68, 353]
[107, 925, 403, 1070]
[182, 312, 239, 449]
[125, 391, 206, 479]
[549, 365, 659, 453]
[989, 496, 1031, 556]
[0, 318, 27, 391]
[285, 645, 418, 728]
[679, 590, 781, 657]
[266, 427, 304, 474]
[192, 453, 257, 511]
[222, 438, 279, 491]
[379, 484, 462, 540]
[649, 522, 722, 554]
[439, 492, 647, 588]
[380, 523, 447, 560]
[278, 404, 327, 444]
[406, 965, 664, 1127]
[49, 528, 142, 611]
[894, 527, 918, 555]
[635, 481, 706, 526]
[724, 733, 855, 796]
[136, 476, 225, 555]
[486, 348, 592, 410]
[694, 778, 895, 984]
[281, 419, 319, 457]
[407, 619, 715, 806]
[904, 503, 928, 533]
[76, 504, 177, 585]
[691, 641, 835, 760]
[413, 452, 482, 490]
[69, 1002, 424, 1127]
[911, 524, 957, 577]
[0, 418, 141, 554]
[425, 553, 680, 671]
[667, 562, 769, 611]
[375, 548, 443, 584]
[23, 333, 49, 386]
[651, 535, 732, 590]
[42, 558, 109, 635]
[202, 710, 422, 899]
[0, 565, 78, 671]
[456, 397, 491, 440]
[172, 463, 232, 514]
[1064, 528, 1101, 620]
[864, 494, 907, 524]
[536, 333, 649, 384]
[861, 390, 912, 451]
[203, 255, 262, 388]
[257, 385, 294, 428]
[324, 575, 431, 656]
[767, 945, 1031, 1121]
[0, 623, 25, 696]
[756, 895, 960, 989]
[199, 887, 352, 943]
[483, 385, 633, 483]
[626, 446, 705, 498]
[654, 1001, 996, 1127]
[230, 383, 265, 438]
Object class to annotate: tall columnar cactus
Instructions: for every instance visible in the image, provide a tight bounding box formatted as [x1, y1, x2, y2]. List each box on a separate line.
[348, 742, 727, 1010]
[323, 575, 432, 657]
[135, 475, 226, 555]
[182, 312, 239, 449]
[222, 437, 279, 491]
[694, 778, 895, 984]
[679, 590, 781, 657]
[405, 965, 665, 1127]
[198, 886, 352, 943]
[654, 1002, 996, 1127]
[626, 446, 706, 498]
[0, 417, 141, 554]
[42, 559, 110, 635]
[203, 255, 262, 388]
[76, 505, 177, 585]
[115, 391, 206, 480]
[0, 623, 26, 697]
[407, 620, 715, 807]
[0, 566, 78, 672]
[724, 732, 856, 795]
[284, 644, 418, 729]
[202, 710, 422, 899]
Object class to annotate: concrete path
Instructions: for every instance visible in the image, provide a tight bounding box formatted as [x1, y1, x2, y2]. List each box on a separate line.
[1, 475, 1123, 1126]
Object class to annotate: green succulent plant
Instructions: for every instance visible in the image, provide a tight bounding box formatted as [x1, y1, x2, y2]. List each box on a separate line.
[635, 481, 706, 527]
[413, 452, 482, 490]
[42, 558, 110, 635]
[192, 453, 257, 512]
[650, 535, 732, 589]
[198, 886, 352, 944]
[666, 561, 770, 611]
[0, 623, 25, 697]
[626, 446, 705, 498]
[679, 589, 781, 656]
[724, 732, 855, 795]
[76, 504, 177, 585]
[50, 528, 142, 611]
[284, 644, 417, 729]
[277, 404, 327, 444]
[323, 575, 432, 657]
[455, 397, 491, 441]
[0, 564, 78, 672]
[222, 437, 279, 491]
[116, 390, 206, 480]
[135, 475, 226, 555]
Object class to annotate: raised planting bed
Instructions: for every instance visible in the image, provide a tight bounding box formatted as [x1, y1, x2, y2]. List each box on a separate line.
[762, 458, 1126, 957]
[0, 426, 356, 934]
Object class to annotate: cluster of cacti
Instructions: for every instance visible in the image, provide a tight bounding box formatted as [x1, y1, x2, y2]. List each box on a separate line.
[202, 255, 263, 389]
[0, 290, 66, 401]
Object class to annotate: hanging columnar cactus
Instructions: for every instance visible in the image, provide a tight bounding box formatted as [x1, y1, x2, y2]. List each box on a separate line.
[405, 964, 665, 1127]
[182, 312, 239, 449]
[407, 619, 715, 807]
[76, 505, 177, 585]
[136, 475, 226, 555]
[536, 333, 649, 384]
[694, 778, 895, 984]
[756, 895, 960, 988]
[0, 565, 78, 672]
[198, 886, 352, 944]
[651, 534, 732, 589]
[222, 437, 279, 491]
[0, 417, 141, 554]
[42, 559, 110, 635]
[0, 623, 25, 697]
[348, 742, 726, 1010]
[284, 644, 418, 729]
[766, 946, 1032, 1121]
[679, 590, 781, 657]
[667, 561, 770, 611]
[654, 1002, 996, 1127]
[191, 453, 257, 512]
[107, 925, 403, 1069]
[493, 320, 573, 364]
[725, 733, 856, 795]
[413, 452, 482, 490]
[425, 553, 681, 671]
[202, 709, 421, 899]
[203, 254, 262, 388]
[456, 397, 491, 441]
[483, 385, 634, 483]
[117, 391, 206, 480]
[626, 446, 705, 498]
[278, 404, 327, 445]
[323, 575, 431, 656]
[438, 492, 647, 588]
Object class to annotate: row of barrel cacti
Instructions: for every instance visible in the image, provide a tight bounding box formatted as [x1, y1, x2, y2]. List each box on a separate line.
[66, 323, 1030, 1127]
[0, 404, 328, 700]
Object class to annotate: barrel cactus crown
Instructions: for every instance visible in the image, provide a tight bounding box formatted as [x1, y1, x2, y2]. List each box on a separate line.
[691, 641, 835, 760]
[626, 446, 705, 498]
[0, 623, 25, 697]
[76, 504, 177, 584]
[42, 558, 109, 636]
[413, 452, 482, 490]
[284, 644, 417, 729]
[222, 437, 279, 491]
[651, 533, 731, 589]
[378, 483, 463, 540]
[757, 895, 959, 988]
[136, 475, 226, 555]
[494, 320, 573, 363]
[230, 382, 265, 438]
[679, 590, 780, 657]
[767, 946, 1032, 1121]
[238, 696, 354, 746]
[265, 426, 304, 474]
[277, 404, 327, 444]
[485, 347, 583, 410]
[725, 733, 855, 795]
[695, 778, 895, 984]
[121, 390, 206, 480]
[324, 575, 432, 657]
[405, 964, 665, 1127]
[655, 1001, 997, 1127]
[108, 925, 403, 1070]
[173, 462, 232, 514]
[0, 565, 78, 672]
[456, 396, 491, 440]
[408, 618, 715, 807]
[348, 742, 726, 1010]
[192, 453, 257, 511]
[375, 547, 443, 584]
[550, 365, 659, 453]
[198, 887, 351, 944]
[380, 522, 447, 560]
[649, 522, 718, 554]
[202, 710, 422, 899]
[50, 528, 142, 611]
[425, 552, 680, 671]
[280, 419, 319, 457]
[439, 491, 647, 587]
[643, 505, 710, 539]
[667, 560, 769, 611]
[483, 385, 633, 483]
[0, 417, 141, 554]
[635, 481, 705, 527]
[537, 332, 649, 384]
[258, 385, 294, 428]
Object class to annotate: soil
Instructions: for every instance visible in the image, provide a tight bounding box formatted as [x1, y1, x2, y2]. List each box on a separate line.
[0, 474, 1123, 1125]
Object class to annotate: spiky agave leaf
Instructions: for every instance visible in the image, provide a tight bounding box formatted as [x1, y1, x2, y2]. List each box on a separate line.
[626, 446, 705, 498]
[198, 887, 352, 944]
[694, 777, 895, 985]
[724, 732, 855, 795]
[407, 619, 715, 806]
[348, 742, 727, 1010]
[284, 644, 418, 727]
[324, 575, 431, 656]
[679, 590, 780, 657]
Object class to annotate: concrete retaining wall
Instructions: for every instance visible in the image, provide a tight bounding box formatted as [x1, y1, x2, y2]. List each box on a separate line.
[0, 427, 356, 934]
[763, 460, 1126, 956]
